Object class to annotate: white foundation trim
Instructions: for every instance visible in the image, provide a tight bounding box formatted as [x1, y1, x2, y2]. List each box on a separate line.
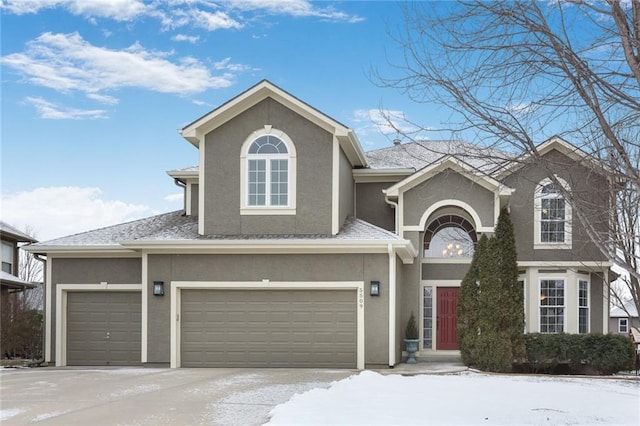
[170, 281, 365, 369]
[55, 283, 142, 367]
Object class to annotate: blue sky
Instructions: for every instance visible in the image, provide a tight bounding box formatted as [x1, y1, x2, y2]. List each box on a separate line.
[1, 0, 454, 241]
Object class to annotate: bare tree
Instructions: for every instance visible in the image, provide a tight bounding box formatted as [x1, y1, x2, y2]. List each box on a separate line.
[376, 0, 640, 314]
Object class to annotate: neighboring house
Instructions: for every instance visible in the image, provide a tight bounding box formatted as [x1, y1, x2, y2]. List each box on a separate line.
[610, 302, 639, 335]
[1, 221, 37, 294]
[25, 80, 614, 369]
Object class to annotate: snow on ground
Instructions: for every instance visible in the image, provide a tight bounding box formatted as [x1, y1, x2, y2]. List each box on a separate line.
[266, 371, 640, 425]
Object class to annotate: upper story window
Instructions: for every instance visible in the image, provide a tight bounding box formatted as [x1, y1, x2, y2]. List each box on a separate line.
[240, 128, 297, 215]
[534, 178, 572, 249]
[424, 214, 476, 259]
[1, 241, 14, 274]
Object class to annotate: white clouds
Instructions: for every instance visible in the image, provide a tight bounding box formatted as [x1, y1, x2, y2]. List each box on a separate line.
[353, 108, 417, 136]
[1, 0, 147, 20]
[189, 9, 242, 31]
[164, 193, 184, 202]
[1, 0, 364, 26]
[172, 34, 200, 43]
[25, 97, 108, 119]
[1, 32, 237, 99]
[1, 187, 156, 241]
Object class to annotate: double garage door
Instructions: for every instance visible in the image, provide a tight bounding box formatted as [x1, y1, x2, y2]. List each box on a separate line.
[181, 289, 357, 368]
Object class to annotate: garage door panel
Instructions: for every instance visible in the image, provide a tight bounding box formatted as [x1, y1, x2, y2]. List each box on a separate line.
[181, 289, 356, 368]
[67, 292, 141, 366]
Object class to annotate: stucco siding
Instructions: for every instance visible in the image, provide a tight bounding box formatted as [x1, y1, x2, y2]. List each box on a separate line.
[190, 183, 199, 216]
[203, 98, 333, 235]
[403, 171, 495, 230]
[49, 257, 142, 364]
[590, 273, 605, 333]
[422, 263, 471, 281]
[339, 148, 354, 227]
[501, 150, 609, 262]
[146, 253, 389, 365]
[355, 182, 395, 232]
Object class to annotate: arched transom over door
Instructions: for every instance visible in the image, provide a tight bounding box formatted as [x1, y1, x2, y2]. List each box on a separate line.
[423, 214, 477, 259]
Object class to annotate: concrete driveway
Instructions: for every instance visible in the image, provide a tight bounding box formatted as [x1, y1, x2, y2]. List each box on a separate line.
[0, 367, 356, 425]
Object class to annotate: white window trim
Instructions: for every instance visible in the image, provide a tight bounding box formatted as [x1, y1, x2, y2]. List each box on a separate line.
[518, 276, 527, 332]
[534, 177, 572, 249]
[577, 277, 590, 334]
[240, 127, 297, 215]
[1, 241, 14, 274]
[538, 277, 566, 334]
[618, 318, 628, 333]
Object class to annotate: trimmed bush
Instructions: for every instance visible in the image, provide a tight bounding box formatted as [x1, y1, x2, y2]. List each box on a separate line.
[521, 333, 635, 375]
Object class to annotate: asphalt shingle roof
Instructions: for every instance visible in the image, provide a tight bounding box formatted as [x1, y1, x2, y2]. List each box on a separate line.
[0, 221, 37, 242]
[30, 211, 402, 248]
[364, 140, 510, 174]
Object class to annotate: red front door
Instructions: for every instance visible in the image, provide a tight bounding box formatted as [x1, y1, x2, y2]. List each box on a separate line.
[436, 287, 460, 350]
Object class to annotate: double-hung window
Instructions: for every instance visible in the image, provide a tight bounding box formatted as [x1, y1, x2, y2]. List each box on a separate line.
[241, 129, 296, 215]
[534, 178, 572, 249]
[540, 278, 565, 333]
[578, 279, 589, 333]
[619, 318, 628, 333]
[1, 242, 13, 274]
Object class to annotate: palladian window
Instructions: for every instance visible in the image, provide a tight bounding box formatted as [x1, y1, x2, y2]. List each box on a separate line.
[423, 215, 476, 258]
[247, 135, 289, 207]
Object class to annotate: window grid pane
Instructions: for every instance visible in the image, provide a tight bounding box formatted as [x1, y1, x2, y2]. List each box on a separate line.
[540, 279, 565, 333]
[540, 192, 567, 243]
[270, 159, 288, 206]
[248, 159, 266, 206]
[423, 287, 433, 349]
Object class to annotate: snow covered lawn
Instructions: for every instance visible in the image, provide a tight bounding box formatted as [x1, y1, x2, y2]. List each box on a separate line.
[266, 371, 640, 425]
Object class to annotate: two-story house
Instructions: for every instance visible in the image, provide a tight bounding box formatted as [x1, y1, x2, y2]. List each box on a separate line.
[25, 81, 612, 368]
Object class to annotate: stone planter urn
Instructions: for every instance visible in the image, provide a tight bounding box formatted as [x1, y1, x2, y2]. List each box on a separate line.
[404, 312, 420, 364]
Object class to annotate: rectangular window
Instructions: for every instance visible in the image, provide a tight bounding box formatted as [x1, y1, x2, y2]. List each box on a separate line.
[619, 318, 628, 333]
[541, 198, 565, 242]
[1, 242, 13, 274]
[518, 278, 526, 331]
[423, 287, 433, 349]
[540, 279, 564, 333]
[578, 280, 589, 333]
[248, 159, 266, 206]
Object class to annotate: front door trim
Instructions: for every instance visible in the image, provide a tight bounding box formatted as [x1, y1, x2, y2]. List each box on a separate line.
[421, 280, 461, 351]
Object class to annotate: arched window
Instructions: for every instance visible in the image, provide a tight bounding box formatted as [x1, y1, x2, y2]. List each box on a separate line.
[423, 215, 476, 258]
[240, 129, 297, 214]
[534, 178, 571, 248]
[247, 135, 289, 206]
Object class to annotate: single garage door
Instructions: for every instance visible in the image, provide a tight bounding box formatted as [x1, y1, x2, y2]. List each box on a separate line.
[67, 291, 141, 366]
[181, 289, 357, 368]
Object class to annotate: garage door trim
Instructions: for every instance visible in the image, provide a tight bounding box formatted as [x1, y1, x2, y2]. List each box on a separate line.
[170, 281, 365, 369]
[56, 283, 142, 367]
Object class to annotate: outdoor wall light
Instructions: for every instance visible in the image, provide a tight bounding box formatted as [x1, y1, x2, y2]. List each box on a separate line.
[153, 281, 165, 296]
[370, 280, 380, 297]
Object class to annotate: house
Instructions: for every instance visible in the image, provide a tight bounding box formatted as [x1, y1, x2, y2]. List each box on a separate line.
[1, 221, 38, 358]
[1, 221, 37, 295]
[25, 80, 614, 368]
[610, 302, 639, 335]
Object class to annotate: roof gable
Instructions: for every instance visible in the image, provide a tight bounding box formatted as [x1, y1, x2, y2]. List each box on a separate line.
[384, 155, 514, 198]
[496, 136, 614, 179]
[180, 80, 367, 167]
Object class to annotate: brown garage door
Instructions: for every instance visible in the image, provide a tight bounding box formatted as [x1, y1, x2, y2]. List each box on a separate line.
[181, 289, 357, 368]
[67, 291, 141, 366]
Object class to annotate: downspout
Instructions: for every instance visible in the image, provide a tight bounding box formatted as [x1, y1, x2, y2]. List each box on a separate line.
[33, 253, 47, 364]
[383, 191, 399, 235]
[173, 178, 187, 215]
